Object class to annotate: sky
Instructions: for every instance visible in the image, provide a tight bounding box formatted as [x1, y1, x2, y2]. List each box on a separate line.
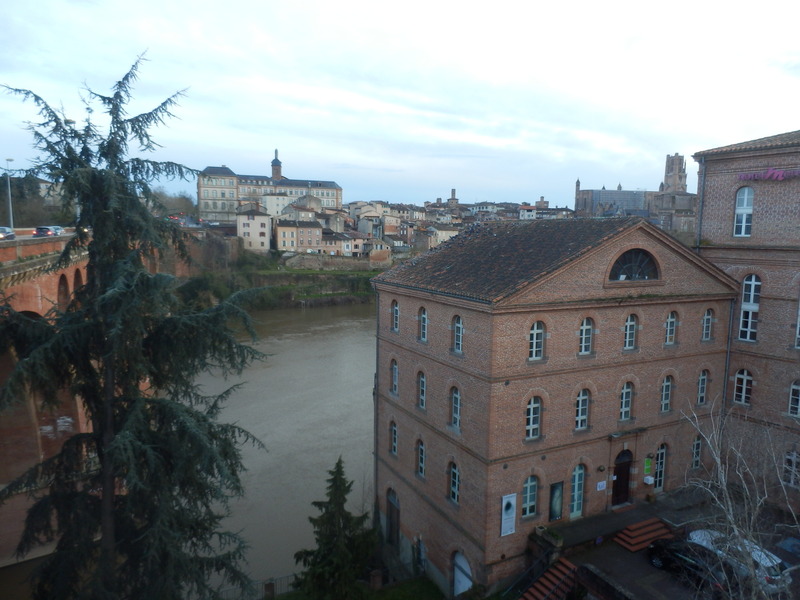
[2, 0, 800, 208]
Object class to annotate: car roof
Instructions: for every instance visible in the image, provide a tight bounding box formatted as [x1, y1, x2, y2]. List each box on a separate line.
[690, 529, 783, 567]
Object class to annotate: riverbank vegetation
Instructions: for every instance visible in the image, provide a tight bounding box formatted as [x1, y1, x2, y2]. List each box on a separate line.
[181, 249, 380, 310]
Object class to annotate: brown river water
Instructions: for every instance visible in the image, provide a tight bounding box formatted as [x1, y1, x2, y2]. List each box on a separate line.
[195, 302, 377, 583]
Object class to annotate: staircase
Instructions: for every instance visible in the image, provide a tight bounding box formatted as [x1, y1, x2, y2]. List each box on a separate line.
[518, 557, 577, 600]
[613, 517, 672, 552]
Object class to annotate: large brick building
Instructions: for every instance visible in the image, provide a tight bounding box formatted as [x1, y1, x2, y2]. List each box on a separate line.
[372, 129, 800, 597]
[372, 217, 739, 595]
[694, 130, 800, 501]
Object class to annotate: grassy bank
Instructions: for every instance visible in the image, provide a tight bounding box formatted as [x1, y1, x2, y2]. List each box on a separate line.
[180, 251, 381, 309]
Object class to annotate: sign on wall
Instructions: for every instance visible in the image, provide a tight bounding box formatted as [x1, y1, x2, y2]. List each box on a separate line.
[501, 494, 516, 536]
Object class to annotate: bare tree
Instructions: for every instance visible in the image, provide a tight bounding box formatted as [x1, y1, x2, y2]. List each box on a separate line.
[683, 402, 800, 599]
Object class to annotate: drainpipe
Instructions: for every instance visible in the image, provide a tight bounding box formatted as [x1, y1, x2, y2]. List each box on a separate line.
[720, 297, 736, 441]
[695, 156, 706, 250]
[372, 287, 381, 532]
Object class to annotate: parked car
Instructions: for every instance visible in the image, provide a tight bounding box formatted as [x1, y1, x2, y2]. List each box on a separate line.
[689, 529, 792, 596]
[33, 226, 65, 237]
[647, 538, 742, 599]
[0, 226, 16, 240]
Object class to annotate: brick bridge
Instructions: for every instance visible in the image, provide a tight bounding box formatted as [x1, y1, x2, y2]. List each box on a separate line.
[0, 237, 89, 567]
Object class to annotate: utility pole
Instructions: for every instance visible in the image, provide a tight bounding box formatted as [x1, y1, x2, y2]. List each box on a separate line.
[5, 158, 13, 230]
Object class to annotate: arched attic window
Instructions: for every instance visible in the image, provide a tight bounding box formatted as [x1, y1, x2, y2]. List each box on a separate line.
[609, 249, 659, 281]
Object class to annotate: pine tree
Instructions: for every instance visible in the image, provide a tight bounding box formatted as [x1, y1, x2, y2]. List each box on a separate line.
[293, 457, 376, 600]
[0, 57, 264, 599]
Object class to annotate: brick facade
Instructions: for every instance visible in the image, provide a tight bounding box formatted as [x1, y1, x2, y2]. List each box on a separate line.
[694, 132, 800, 505]
[373, 218, 739, 595]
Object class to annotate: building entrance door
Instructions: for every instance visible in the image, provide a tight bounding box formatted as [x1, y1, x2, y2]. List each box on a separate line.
[453, 551, 472, 596]
[612, 450, 633, 506]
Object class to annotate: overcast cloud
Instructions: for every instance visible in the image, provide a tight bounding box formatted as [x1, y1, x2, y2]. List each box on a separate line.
[2, 0, 799, 206]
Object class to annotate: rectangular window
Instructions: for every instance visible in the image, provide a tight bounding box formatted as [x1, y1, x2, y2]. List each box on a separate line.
[575, 390, 589, 430]
[790, 383, 800, 417]
[702, 309, 714, 341]
[664, 312, 677, 345]
[623, 315, 637, 350]
[526, 398, 541, 439]
[619, 383, 632, 421]
[692, 437, 702, 469]
[579, 318, 593, 355]
[450, 465, 460, 503]
[529, 321, 545, 360]
[661, 377, 672, 412]
[784, 451, 800, 489]
[697, 371, 709, 405]
[734, 370, 752, 405]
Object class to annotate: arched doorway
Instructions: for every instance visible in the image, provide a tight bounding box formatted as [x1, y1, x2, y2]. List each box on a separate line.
[57, 274, 69, 312]
[612, 450, 633, 505]
[453, 551, 472, 597]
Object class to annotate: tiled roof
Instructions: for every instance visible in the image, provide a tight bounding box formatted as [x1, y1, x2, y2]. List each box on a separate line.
[200, 166, 236, 176]
[694, 130, 800, 157]
[276, 219, 322, 228]
[373, 217, 643, 303]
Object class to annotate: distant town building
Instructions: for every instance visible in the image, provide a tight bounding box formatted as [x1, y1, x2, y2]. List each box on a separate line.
[197, 150, 342, 225]
[574, 154, 697, 237]
[236, 202, 271, 254]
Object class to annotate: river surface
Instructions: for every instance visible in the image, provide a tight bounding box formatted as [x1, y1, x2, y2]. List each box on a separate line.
[195, 303, 377, 582]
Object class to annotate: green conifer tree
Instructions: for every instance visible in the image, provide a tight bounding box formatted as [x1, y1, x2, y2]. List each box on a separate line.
[293, 457, 376, 600]
[0, 57, 264, 600]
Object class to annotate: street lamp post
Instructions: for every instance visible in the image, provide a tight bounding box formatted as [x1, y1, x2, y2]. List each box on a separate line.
[5, 158, 13, 230]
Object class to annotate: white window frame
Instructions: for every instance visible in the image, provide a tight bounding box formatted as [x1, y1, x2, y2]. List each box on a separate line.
[417, 440, 425, 477]
[734, 187, 753, 237]
[391, 300, 399, 332]
[450, 387, 461, 429]
[620, 382, 633, 421]
[784, 451, 800, 489]
[390, 360, 398, 395]
[452, 315, 463, 354]
[418, 307, 428, 342]
[692, 436, 702, 469]
[522, 475, 538, 517]
[390, 422, 398, 455]
[526, 397, 541, 439]
[529, 321, 545, 360]
[575, 389, 589, 430]
[702, 309, 714, 341]
[654, 444, 667, 491]
[449, 463, 460, 503]
[579, 318, 593, 355]
[569, 464, 584, 518]
[790, 381, 800, 417]
[734, 369, 753, 405]
[417, 371, 426, 409]
[623, 314, 637, 350]
[739, 274, 761, 341]
[664, 311, 678, 345]
[660, 376, 673, 412]
[697, 370, 709, 405]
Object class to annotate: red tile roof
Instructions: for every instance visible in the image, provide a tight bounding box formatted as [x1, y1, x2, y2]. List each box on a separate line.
[372, 217, 643, 303]
[694, 130, 800, 158]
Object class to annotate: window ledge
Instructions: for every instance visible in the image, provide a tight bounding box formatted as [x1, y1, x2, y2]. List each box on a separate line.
[576, 352, 596, 360]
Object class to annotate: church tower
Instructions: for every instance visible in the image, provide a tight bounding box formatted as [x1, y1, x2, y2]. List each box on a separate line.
[271, 149, 283, 180]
